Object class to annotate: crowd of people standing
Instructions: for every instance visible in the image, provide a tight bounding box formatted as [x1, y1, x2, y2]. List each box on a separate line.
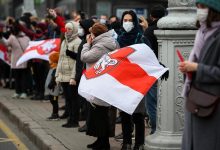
[1, 1, 218, 149]
[0, 5, 167, 150]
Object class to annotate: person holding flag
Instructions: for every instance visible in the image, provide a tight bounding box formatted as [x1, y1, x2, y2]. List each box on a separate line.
[81, 22, 119, 150]
[117, 10, 151, 150]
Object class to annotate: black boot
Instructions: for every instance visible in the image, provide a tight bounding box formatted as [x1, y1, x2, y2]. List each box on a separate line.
[92, 137, 110, 150]
[62, 120, 79, 128]
[87, 138, 99, 148]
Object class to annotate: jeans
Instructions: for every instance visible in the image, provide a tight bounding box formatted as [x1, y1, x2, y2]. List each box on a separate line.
[145, 82, 157, 134]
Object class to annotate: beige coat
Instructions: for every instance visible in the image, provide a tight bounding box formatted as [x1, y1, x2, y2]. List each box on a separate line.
[55, 38, 81, 82]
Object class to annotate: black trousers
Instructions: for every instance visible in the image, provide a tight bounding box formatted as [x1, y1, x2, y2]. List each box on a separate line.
[12, 68, 28, 94]
[121, 112, 145, 145]
[86, 104, 110, 137]
[61, 82, 79, 124]
[49, 95, 59, 115]
[32, 61, 49, 97]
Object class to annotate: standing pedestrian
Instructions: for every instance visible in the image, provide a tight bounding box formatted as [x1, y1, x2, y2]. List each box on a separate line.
[1, 24, 30, 99]
[117, 10, 151, 150]
[81, 22, 119, 150]
[45, 52, 60, 120]
[55, 21, 81, 128]
[179, 0, 220, 149]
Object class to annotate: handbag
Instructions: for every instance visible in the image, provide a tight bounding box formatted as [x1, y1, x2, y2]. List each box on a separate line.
[186, 86, 219, 117]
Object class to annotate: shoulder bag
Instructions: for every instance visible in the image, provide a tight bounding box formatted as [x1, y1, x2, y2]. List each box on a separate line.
[186, 86, 219, 117]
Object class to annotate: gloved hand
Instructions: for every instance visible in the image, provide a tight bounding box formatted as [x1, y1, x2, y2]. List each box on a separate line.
[66, 49, 77, 59]
[160, 62, 169, 81]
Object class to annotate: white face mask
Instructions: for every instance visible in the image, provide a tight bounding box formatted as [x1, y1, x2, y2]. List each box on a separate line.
[100, 18, 107, 24]
[196, 8, 209, 22]
[78, 27, 85, 37]
[123, 22, 134, 32]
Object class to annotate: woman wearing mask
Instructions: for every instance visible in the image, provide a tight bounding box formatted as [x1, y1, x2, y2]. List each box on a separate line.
[117, 10, 151, 150]
[55, 21, 81, 128]
[66, 19, 95, 131]
[81, 23, 119, 150]
[77, 19, 95, 132]
[179, 0, 220, 149]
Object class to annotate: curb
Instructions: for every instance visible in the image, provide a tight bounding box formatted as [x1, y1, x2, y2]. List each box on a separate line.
[0, 97, 68, 150]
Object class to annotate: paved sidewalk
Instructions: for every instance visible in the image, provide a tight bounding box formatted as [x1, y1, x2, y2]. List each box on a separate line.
[0, 88, 126, 150]
[0, 88, 151, 150]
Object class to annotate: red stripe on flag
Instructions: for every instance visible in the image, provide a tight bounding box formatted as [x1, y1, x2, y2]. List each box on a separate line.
[85, 47, 136, 79]
[110, 47, 135, 58]
[108, 57, 157, 95]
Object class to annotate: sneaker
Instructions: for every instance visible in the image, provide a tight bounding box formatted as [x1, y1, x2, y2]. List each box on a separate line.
[12, 93, 20, 99]
[47, 114, 60, 121]
[19, 93, 27, 99]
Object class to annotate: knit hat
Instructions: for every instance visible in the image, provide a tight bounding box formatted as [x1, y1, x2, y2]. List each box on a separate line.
[49, 52, 59, 68]
[89, 23, 108, 37]
[196, 0, 220, 12]
[150, 5, 166, 19]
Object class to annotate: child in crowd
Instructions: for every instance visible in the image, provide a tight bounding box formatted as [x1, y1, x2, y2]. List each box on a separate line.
[45, 52, 60, 120]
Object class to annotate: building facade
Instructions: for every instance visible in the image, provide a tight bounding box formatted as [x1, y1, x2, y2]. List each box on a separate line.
[78, 0, 167, 19]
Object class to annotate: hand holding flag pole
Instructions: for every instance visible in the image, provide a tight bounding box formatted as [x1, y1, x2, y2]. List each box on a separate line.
[176, 49, 192, 79]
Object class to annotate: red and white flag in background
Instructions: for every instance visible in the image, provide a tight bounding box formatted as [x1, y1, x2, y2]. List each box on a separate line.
[78, 44, 169, 114]
[0, 44, 9, 64]
[16, 38, 60, 66]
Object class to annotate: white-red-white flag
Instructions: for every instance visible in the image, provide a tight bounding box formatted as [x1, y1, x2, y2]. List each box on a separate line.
[16, 38, 60, 66]
[0, 44, 9, 64]
[78, 44, 168, 114]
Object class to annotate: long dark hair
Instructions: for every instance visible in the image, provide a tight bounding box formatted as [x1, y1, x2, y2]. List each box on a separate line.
[120, 10, 141, 31]
[196, 7, 220, 28]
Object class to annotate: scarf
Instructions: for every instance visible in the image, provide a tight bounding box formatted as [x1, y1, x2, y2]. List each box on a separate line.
[117, 27, 143, 48]
[182, 21, 220, 97]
